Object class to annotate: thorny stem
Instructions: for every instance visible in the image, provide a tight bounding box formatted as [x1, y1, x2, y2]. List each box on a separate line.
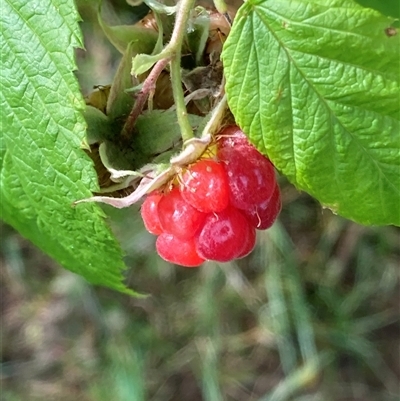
[121, 0, 196, 142]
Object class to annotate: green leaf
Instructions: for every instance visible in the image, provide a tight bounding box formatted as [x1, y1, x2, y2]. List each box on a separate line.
[84, 105, 114, 143]
[0, 0, 138, 294]
[131, 52, 164, 76]
[222, 0, 400, 226]
[98, 2, 158, 54]
[85, 109, 204, 181]
[186, 7, 210, 65]
[143, 0, 177, 15]
[134, 110, 204, 158]
[106, 42, 141, 120]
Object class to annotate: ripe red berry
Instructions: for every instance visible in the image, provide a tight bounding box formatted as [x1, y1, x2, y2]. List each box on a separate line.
[243, 184, 282, 230]
[195, 206, 253, 262]
[238, 224, 256, 258]
[217, 125, 250, 149]
[141, 192, 164, 235]
[140, 124, 281, 266]
[158, 187, 207, 239]
[156, 233, 205, 267]
[180, 159, 229, 213]
[218, 145, 276, 211]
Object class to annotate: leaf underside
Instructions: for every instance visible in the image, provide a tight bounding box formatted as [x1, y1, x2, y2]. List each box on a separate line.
[222, 0, 400, 226]
[0, 0, 137, 294]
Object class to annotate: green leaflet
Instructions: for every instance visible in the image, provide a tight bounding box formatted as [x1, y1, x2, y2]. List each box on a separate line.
[106, 41, 141, 120]
[0, 0, 138, 294]
[84, 105, 115, 144]
[97, 2, 157, 55]
[134, 110, 204, 159]
[222, 0, 400, 226]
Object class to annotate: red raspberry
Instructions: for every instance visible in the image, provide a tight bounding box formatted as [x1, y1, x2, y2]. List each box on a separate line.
[217, 125, 250, 149]
[140, 125, 281, 266]
[141, 192, 164, 235]
[156, 233, 205, 267]
[238, 223, 256, 258]
[218, 145, 276, 211]
[180, 159, 229, 213]
[243, 184, 282, 230]
[158, 187, 207, 239]
[195, 206, 253, 262]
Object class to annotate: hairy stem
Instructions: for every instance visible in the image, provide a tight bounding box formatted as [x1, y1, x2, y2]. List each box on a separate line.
[170, 56, 193, 142]
[169, 0, 196, 143]
[121, 58, 170, 140]
[201, 94, 228, 138]
[121, 0, 196, 142]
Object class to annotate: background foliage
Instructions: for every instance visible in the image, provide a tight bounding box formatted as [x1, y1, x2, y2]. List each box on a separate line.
[2, 179, 399, 401]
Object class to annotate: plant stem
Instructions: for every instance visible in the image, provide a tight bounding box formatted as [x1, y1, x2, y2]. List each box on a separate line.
[121, 0, 196, 143]
[121, 58, 170, 141]
[170, 57, 193, 142]
[169, 0, 196, 143]
[201, 94, 227, 139]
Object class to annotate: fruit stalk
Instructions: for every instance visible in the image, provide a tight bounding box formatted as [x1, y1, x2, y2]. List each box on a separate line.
[201, 94, 227, 139]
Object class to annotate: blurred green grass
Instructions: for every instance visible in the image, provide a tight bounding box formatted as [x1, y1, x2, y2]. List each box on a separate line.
[2, 178, 399, 401]
[1, 1, 399, 400]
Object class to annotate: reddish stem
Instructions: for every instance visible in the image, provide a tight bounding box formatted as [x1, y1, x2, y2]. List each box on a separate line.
[121, 57, 170, 140]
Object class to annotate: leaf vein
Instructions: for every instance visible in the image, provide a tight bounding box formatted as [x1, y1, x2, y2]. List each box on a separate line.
[3, 0, 77, 94]
[254, 6, 399, 199]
